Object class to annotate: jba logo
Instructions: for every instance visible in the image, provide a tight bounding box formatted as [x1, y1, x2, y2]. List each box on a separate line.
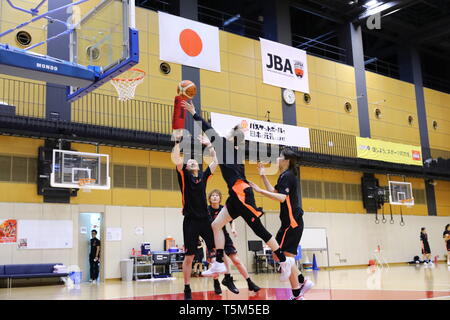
[36, 63, 58, 72]
[412, 150, 421, 161]
[266, 54, 304, 78]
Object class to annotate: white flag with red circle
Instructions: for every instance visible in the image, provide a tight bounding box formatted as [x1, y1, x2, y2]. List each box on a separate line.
[158, 12, 221, 72]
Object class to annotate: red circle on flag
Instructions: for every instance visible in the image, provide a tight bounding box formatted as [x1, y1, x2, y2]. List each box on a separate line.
[179, 29, 203, 57]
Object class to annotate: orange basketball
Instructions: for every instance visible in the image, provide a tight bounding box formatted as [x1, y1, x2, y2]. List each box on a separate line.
[177, 80, 197, 100]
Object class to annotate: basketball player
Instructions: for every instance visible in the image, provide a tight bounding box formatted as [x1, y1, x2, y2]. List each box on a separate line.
[172, 135, 218, 300]
[181, 100, 294, 281]
[420, 227, 432, 265]
[207, 189, 260, 294]
[249, 148, 314, 300]
[443, 224, 450, 265]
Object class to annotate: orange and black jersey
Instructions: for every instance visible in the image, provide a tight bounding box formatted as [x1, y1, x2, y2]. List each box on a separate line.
[192, 113, 246, 190]
[274, 170, 303, 229]
[208, 205, 232, 234]
[176, 165, 212, 219]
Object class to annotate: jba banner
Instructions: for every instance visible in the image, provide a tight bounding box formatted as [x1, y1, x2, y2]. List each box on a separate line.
[210, 112, 310, 148]
[260, 38, 309, 93]
[356, 137, 422, 166]
[0, 219, 17, 243]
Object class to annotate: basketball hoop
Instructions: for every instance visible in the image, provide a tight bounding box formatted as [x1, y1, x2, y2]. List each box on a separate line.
[111, 68, 146, 101]
[399, 198, 414, 208]
[78, 178, 96, 193]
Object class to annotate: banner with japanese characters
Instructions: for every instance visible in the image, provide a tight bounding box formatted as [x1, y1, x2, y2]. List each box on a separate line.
[356, 137, 422, 166]
[210, 112, 310, 148]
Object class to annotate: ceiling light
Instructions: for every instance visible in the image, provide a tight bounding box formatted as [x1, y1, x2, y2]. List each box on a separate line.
[364, 0, 382, 8]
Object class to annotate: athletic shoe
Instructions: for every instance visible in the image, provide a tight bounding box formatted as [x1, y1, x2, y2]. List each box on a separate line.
[299, 279, 314, 298]
[289, 295, 305, 300]
[202, 261, 226, 277]
[222, 276, 239, 294]
[423, 262, 428, 265]
[247, 279, 261, 292]
[213, 279, 222, 295]
[184, 289, 192, 300]
[279, 257, 295, 282]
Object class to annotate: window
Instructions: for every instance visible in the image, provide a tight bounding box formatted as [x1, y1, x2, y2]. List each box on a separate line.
[0, 155, 36, 183]
[113, 164, 148, 189]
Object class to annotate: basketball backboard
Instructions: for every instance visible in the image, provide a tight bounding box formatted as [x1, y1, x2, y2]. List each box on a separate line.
[388, 181, 414, 206]
[51, 149, 110, 190]
[0, 0, 138, 102]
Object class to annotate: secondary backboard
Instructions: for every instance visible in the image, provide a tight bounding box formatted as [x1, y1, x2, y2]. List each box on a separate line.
[0, 0, 138, 101]
[388, 181, 414, 206]
[51, 149, 110, 190]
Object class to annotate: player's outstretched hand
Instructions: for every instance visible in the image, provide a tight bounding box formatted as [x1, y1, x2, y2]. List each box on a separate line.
[197, 134, 212, 147]
[257, 162, 266, 176]
[249, 181, 262, 193]
[181, 100, 195, 115]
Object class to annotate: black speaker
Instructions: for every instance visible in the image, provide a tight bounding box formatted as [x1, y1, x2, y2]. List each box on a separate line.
[361, 173, 380, 213]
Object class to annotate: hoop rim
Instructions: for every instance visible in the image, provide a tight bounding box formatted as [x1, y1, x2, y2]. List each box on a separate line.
[112, 68, 146, 82]
[398, 198, 414, 206]
[78, 178, 96, 187]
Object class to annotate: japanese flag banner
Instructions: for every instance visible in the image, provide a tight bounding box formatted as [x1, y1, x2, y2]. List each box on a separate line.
[159, 12, 221, 72]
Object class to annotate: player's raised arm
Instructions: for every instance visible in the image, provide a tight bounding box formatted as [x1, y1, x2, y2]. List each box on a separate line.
[181, 100, 220, 140]
[249, 181, 287, 203]
[171, 141, 183, 171]
[198, 134, 218, 174]
[258, 162, 276, 193]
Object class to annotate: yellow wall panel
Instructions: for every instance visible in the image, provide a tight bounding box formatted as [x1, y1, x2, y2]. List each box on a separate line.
[0, 183, 41, 203]
[201, 87, 230, 111]
[325, 200, 347, 213]
[302, 199, 326, 212]
[229, 73, 256, 96]
[335, 63, 355, 83]
[226, 33, 256, 58]
[112, 189, 150, 206]
[72, 190, 112, 205]
[150, 190, 181, 207]
[113, 148, 149, 165]
[0, 136, 42, 156]
[258, 97, 282, 122]
[136, 7, 150, 32]
[316, 76, 337, 96]
[314, 58, 337, 79]
[201, 70, 230, 90]
[228, 54, 256, 77]
[255, 82, 281, 101]
[229, 93, 257, 116]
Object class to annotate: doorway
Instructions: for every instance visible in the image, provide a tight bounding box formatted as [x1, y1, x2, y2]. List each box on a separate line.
[78, 212, 104, 282]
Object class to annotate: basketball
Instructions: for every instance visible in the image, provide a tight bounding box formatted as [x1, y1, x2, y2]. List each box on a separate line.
[177, 80, 197, 100]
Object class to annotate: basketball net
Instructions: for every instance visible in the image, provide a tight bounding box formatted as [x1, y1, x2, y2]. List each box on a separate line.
[111, 68, 146, 101]
[78, 178, 96, 193]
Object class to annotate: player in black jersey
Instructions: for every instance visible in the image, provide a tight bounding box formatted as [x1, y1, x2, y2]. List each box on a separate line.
[182, 100, 293, 281]
[420, 227, 432, 264]
[443, 224, 450, 265]
[172, 135, 218, 300]
[207, 189, 260, 294]
[250, 148, 314, 300]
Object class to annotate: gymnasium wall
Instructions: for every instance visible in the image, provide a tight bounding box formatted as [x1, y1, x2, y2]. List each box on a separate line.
[424, 88, 450, 152]
[0, 202, 448, 279]
[366, 72, 420, 145]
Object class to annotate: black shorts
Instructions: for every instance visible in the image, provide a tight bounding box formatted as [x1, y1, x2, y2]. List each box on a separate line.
[226, 185, 264, 224]
[207, 231, 237, 257]
[422, 242, 431, 254]
[183, 217, 215, 256]
[224, 233, 237, 256]
[276, 215, 304, 256]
